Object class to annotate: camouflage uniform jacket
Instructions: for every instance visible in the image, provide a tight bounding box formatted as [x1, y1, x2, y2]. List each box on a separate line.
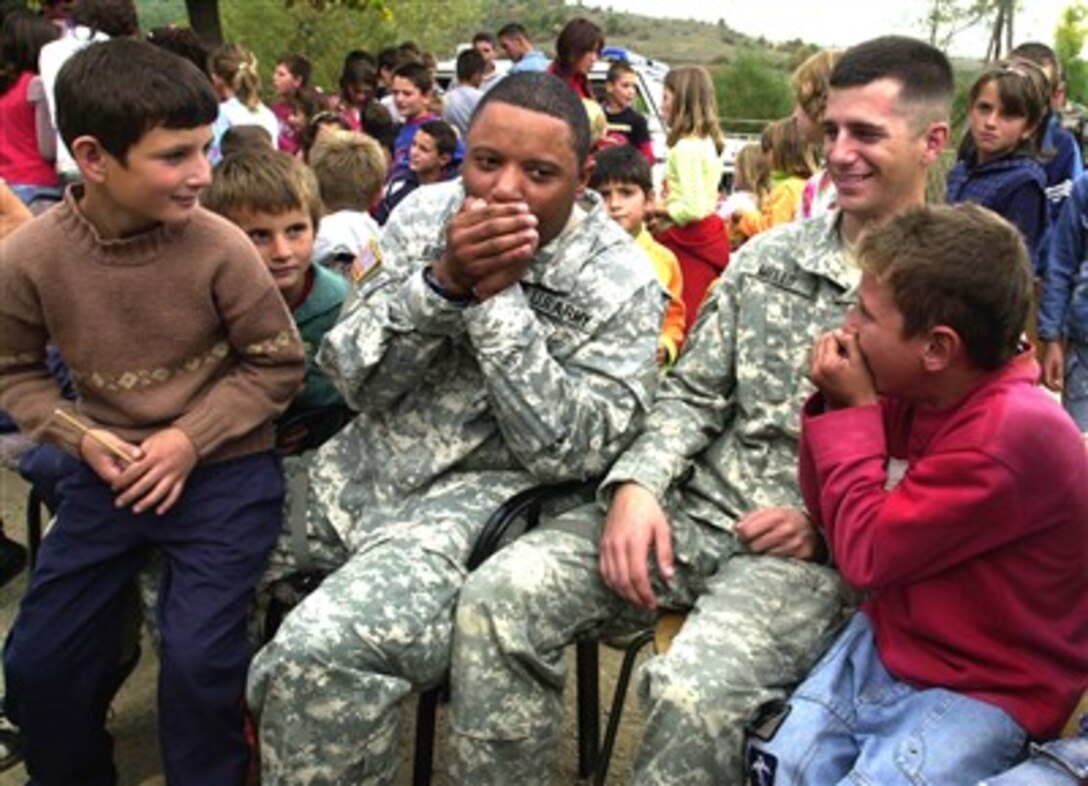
[312, 181, 665, 550]
[604, 210, 859, 535]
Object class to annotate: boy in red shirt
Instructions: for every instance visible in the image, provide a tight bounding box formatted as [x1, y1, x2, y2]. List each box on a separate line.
[747, 203, 1087, 785]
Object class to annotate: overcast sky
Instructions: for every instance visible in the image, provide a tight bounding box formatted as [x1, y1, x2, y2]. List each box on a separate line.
[572, 0, 1078, 58]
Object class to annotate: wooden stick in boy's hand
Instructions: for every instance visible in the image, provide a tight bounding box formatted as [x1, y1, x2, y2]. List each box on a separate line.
[53, 408, 135, 466]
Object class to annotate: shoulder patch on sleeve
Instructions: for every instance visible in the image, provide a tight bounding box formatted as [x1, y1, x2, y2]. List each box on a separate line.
[351, 237, 383, 286]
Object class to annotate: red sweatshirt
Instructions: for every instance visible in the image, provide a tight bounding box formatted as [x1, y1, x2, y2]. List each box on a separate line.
[800, 350, 1088, 739]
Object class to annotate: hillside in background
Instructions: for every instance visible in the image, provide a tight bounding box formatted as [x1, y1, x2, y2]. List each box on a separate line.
[133, 0, 818, 68]
[478, 0, 810, 67]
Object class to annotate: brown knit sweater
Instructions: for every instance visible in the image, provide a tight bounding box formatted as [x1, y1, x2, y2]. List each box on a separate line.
[0, 188, 306, 464]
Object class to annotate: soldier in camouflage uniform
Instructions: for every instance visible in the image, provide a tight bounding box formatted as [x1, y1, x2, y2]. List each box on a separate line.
[245, 72, 666, 785]
[450, 37, 955, 785]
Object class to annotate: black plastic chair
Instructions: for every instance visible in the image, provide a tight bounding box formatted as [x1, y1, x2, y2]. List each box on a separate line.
[261, 479, 600, 785]
[592, 611, 688, 785]
[413, 479, 600, 784]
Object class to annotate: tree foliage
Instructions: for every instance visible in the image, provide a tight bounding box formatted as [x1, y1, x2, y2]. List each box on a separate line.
[713, 50, 792, 133]
[283, 0, 388, 12]
[1055, 3, 1088, 106]
[921, 0, 1014, 56]
[216, 0, 484, 93]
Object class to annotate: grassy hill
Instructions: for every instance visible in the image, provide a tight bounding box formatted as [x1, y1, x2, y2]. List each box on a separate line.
[478, 0, 806, 68]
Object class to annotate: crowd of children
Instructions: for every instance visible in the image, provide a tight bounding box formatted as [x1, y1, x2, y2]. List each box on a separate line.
[0, 2, 1085, 784]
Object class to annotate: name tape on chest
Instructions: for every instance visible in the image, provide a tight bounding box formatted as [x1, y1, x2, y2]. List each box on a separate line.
[754, 263, 818, 299]
[526, 287, 592, 330]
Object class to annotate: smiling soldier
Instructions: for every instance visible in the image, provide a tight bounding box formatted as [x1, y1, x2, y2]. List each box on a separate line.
[448, 36, 957, 786]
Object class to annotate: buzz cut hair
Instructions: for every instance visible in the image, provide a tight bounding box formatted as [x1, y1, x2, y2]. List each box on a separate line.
[470, 71, 591, 173]
[830, 36, 953, 126]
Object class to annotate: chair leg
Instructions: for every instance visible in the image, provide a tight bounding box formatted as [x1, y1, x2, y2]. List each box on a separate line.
[594, 629, 655, 786]
[413, 685, 442, 786]
[576, 639, 600, 779]
[26, 488, 42, 571]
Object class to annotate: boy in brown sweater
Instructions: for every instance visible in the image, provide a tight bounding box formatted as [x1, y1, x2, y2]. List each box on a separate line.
[0, 39, 305, 786]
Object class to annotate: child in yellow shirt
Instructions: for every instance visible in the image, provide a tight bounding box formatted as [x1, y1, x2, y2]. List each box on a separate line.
[734, 116, 818, 239]
[590, 145, 687, 365]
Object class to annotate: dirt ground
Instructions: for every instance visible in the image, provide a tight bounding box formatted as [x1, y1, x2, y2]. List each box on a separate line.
[0, 468, 648, 785]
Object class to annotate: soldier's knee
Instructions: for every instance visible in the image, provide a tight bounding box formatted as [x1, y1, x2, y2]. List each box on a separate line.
[265, 591, 362, 671]
[460, 542, 552, 621]
[641, 652, 759, 736]
[643, 656, 717, 725]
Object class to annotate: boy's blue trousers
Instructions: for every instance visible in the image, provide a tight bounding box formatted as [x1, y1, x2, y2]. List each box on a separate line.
[4, 451, 283, 786]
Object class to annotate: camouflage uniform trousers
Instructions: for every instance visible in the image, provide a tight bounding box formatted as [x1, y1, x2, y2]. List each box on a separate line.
[246, 473, 530, 786]
[449, 499, 855, 786]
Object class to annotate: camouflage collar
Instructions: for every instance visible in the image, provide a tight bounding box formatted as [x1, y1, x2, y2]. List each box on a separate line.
[521, 189, 617, 295]
[791, 210, 860, 293]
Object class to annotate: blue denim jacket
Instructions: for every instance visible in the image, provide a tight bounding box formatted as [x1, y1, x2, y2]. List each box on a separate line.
[1039, 173, 1088, 345]
[980, 725, 1088, 786]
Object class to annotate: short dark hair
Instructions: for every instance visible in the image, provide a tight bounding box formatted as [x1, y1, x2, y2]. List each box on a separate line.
[145, 25, 209, 77]
[398, 40, 421, 59]
[856, 203, 1032, 371]
[419, 119, 458, 157]
[278, 52, 312, 87]
[472, 31, 495, 47]
[606, 61, 635, 83]
[299, 110, 351, 162]
[73, 0, 138, 37]
[456, 48, 486, 83]
[219, 124, 273, 158]
[1010, 41, 1063, 91]
[830, 36, 953, 125]
[362, 101, 397, 156]
[377, 45, 399, 72]
[1009, 42, 1061, 80]
[340, 54, 377, 96]
[56, 38, 217, 164]
[588, 144, 652, 194]
[497, 22, 529, 40]
[470, 72, 591, 171]
[392, 61, 433, 94]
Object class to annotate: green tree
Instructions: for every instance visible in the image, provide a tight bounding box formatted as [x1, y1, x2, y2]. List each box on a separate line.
[216, 0, 483, 93]
[713, 49, 792, 133]
[921, 0, 1022, 58]
[1055, 3, 1088, 106]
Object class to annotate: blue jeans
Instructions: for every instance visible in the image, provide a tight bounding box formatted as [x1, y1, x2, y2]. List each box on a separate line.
[1063, 342, 1088, 432]
[8, 183, 63, 212]
[980, 735, 1088, 785]
[745, 612, 1028, 786]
